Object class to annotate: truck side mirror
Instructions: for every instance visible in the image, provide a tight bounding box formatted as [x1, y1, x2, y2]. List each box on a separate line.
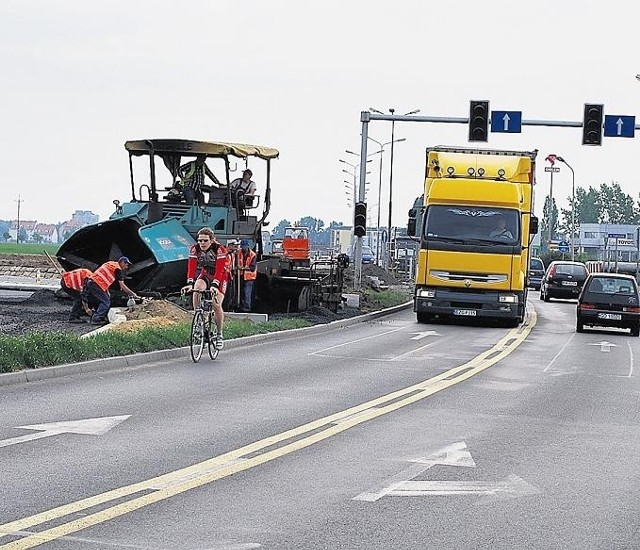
[407, 217, 417, 237]
[529, 216, 539, 235]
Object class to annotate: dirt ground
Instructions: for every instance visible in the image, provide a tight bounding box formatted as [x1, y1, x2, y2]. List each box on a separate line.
[0, 255, 413, 337]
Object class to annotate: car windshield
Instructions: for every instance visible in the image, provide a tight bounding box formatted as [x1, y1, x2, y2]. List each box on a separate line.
[589, 277, 636, 295]
[530, 259, 543, 270]
[554, 264, 586, 276]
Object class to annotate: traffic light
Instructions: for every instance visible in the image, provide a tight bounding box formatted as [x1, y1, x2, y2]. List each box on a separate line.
[354, 201, 367, 238]
[468, 100, 489, 142]
[582, 103, 604, 145]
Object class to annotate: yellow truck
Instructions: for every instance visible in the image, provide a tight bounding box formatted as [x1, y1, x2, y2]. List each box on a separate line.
[408, 146, 539, 326]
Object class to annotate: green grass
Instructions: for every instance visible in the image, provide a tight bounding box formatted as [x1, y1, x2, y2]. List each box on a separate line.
[361, 288, 412, 310]
[0, 318, 312, 373]
[0, 243, 59, 255]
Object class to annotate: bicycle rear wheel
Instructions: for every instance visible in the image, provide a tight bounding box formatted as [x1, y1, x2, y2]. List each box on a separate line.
[206, 313, 219, 360]
[190, 310, 206, 363]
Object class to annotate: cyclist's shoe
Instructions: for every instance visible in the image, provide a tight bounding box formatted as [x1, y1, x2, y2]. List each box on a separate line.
[90, 317, 108, 326]
[215, 333, 224, 350]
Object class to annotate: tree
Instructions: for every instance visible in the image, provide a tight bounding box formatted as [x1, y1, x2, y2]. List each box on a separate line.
[596, 182, 639, 224]
[271, 219, 291, 239]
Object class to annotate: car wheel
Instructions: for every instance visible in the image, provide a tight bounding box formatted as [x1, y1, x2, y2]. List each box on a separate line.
[631, 323, 640, 337]
[543, 288, 550, 302]
[576, 315, 584, 333]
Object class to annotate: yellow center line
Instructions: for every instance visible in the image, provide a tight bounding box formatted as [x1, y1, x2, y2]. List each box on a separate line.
[0, 311, 536, 549]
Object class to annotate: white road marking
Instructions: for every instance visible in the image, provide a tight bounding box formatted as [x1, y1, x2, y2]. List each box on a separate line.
[627, 341, 634, 378]
[588, 340, 618, 352]
[354, 441, 538, 503]
[0, 416, 130, 449]
[410, 330, 440, 340]
[543, 332, 576, 372]
[309, 325, 407, 356]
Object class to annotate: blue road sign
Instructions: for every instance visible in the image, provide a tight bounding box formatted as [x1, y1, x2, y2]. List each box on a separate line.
[604, 115, 635, 138]
[490, 111, 522, 133]
[558, 241, 570, 253]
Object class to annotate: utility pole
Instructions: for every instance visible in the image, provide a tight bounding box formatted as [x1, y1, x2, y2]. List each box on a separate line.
[14, 194, 24, 244]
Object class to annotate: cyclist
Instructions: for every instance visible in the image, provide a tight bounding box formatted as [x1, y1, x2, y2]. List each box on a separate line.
[182, 227, 229, 349]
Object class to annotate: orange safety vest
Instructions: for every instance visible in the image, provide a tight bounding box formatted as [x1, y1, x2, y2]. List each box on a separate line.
[89, 261, 120, 292]
[238, 249, 257, 281]
[62, 268, 93, 291]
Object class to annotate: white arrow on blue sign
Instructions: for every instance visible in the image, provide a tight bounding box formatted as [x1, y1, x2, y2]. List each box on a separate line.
[604, 115, 635, 138]
[490, 111, 522, 133]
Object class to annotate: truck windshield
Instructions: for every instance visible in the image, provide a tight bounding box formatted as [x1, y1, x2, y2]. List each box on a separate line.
[423, 206, 519, 244]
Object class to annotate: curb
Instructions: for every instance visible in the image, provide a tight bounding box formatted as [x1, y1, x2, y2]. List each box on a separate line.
[0, 302, 413, 387]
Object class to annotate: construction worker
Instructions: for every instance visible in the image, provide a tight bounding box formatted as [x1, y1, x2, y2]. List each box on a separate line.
[84, 256, 139, 325]
[182, 228, 229, 349]
[60, 267, 93, 323]
[223, 239, 240, 312]
[237, 239, 257, 312]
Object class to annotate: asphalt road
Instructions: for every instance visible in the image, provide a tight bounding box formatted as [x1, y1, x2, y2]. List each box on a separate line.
[1, 298, 639, 549]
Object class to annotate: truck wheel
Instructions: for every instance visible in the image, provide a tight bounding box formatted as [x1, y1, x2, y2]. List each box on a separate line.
[417, 312, 432, 324]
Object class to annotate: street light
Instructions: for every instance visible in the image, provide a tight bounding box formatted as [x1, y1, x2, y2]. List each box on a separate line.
[556, 156, 576, 261]
[340, 158, 371, 225]
[366, 135, 407, 265]
[371, 107, 420, 268]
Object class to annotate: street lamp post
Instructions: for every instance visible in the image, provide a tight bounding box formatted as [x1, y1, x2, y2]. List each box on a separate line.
[636, 226, 640, 282]
[339, 157, 371, 228]
[13, 194, 23, 244]
[556, 156, 576, 261]
[366, 135, 407, 265]
[370, 107, 420, 269]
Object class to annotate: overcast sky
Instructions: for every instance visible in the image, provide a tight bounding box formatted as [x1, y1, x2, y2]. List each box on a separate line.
[1, 1, 638, 229]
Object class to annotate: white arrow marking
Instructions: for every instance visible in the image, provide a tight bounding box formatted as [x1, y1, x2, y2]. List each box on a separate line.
[0, 415, 131, 448]
[353, 442, 475, 502]
[502, 113, 511, 131]
[354, 442, 538, 503]
[588, 341, 617, 352]
[616, 118, 624, 136]
[410, 330, 440, 340]
[389, 474, 539, 501]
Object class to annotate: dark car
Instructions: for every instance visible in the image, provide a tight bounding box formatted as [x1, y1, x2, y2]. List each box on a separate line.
[576, 273, 640, 336]
[528, 257, 545, 290]
[540, 260, 588, 301]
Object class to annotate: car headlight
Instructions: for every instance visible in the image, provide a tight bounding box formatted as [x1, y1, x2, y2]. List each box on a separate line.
[418, 288, 436, 298]
[498, 294, 517, 303]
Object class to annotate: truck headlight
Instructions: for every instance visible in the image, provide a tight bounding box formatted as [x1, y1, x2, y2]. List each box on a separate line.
[498, 294, 517, 303]
[418, 288, 436, 298]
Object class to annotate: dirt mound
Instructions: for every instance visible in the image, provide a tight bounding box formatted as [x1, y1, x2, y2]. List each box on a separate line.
[122, 299, 191, 322]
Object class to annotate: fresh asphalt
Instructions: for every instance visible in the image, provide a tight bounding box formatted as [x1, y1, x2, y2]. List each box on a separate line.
[1, 298, 639, 549]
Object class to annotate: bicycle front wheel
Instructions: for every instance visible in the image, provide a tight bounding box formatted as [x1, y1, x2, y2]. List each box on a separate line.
[190, 310, 206, 363]
[207, 313, 219, 360]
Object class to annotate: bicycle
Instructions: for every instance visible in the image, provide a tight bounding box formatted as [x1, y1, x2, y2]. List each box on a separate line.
[185, 288, 220, 363]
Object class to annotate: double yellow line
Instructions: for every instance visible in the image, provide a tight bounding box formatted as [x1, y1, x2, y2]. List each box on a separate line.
[1, 312, 536, 549]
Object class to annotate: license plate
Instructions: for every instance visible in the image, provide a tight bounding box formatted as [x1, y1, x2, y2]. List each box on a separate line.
[598, 313, 622, 320]
[562, 281, 578, 286]
[453, 309, 477, 316]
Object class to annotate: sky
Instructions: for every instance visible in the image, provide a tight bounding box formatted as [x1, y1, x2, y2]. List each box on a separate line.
[1, 0, 638, 231]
